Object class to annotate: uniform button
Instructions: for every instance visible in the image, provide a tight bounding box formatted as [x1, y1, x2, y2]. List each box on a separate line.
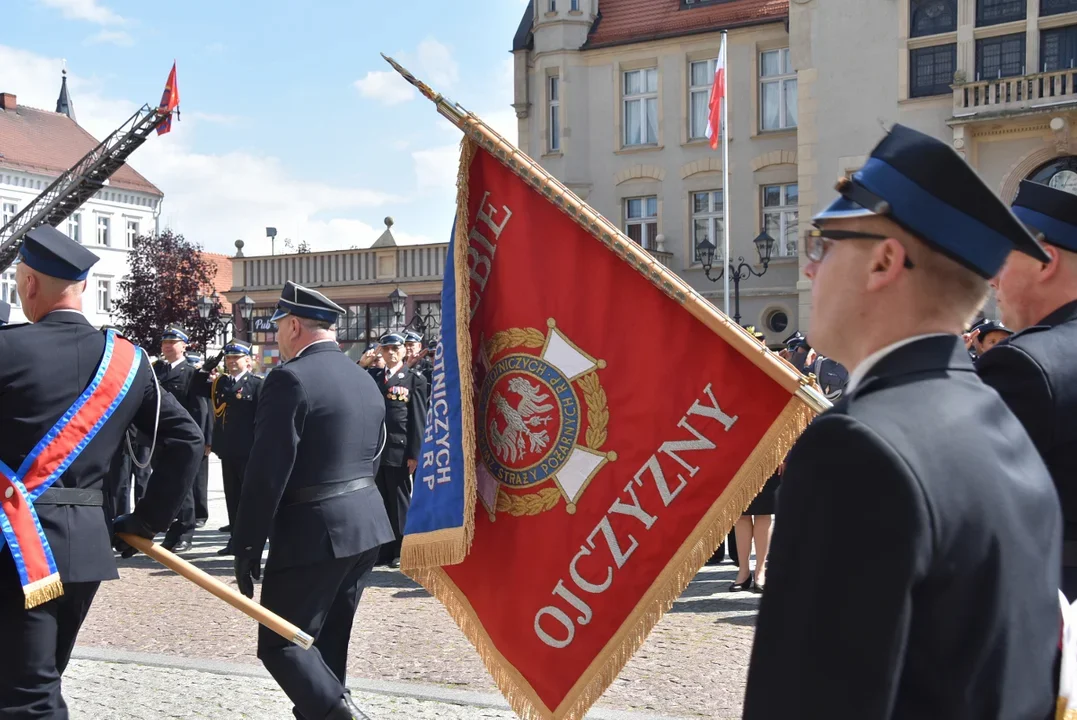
[4, 487, 13, 499]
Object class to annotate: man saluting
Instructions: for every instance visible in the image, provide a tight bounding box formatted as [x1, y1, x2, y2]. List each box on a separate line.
[232, 281, 392, 720]
[0, 226, 202, 716]
[743, 126, 1061, 719]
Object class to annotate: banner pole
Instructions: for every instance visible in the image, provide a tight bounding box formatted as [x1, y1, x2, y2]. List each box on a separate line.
[379, 55, 829, 416]
[117, 534, 314, 649]
[721, 30, 731, 319]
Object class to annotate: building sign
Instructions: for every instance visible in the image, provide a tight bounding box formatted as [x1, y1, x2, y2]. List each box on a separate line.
[252, 317, 276, 333]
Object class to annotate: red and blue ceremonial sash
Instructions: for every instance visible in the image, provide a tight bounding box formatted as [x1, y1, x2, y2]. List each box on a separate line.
[0, 330, 141, 608]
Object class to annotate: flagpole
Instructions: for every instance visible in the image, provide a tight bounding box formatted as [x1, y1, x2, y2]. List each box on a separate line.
[721, 30, 730, 319]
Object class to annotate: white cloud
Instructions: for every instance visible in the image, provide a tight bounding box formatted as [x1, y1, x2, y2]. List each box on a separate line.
[187, 111, 243, 126]
[86, 29, 133, 46]
[412, 145, 460, 195]
[37, 0, 124, 25]
[415, 39, 459, 88]
[354, 70, 415, 106]
[0, 45, 424, 255]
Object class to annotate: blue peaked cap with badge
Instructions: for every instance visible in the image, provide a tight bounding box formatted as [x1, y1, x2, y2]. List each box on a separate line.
[18, 225, 99, 281]
[814, 124, 1050, 278]
[271, 281, 346, 324]
[379, 333, 404, 346]
[224, 339, 253, 356]
[403, 331, 423, 343]
[1010, 180, 1077, 253]
[161, 325, 189, 343]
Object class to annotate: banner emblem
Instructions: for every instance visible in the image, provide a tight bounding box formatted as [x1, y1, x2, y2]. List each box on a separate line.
[477, 320, 613, 518]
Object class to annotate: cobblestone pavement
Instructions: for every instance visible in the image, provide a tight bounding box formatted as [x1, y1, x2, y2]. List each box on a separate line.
[74, 458, 758, 719]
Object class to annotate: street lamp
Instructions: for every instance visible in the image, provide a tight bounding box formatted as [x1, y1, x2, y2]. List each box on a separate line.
[196, 292, 215, 320]
[389, 287, 408, 330]
[235, 295, 255, 340]
[697, 230, 776, 325]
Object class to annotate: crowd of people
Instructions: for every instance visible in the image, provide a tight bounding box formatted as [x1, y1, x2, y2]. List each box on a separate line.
[0, 120, 1075, 720]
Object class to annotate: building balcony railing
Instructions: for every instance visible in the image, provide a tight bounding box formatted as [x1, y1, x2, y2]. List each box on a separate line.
[232, 244, 448, 291]
[648, 248, 674, 268]
[952, 69, 1077, 120]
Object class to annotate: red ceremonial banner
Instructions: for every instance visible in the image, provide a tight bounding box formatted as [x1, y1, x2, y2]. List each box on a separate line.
[406, 135, 819, 719]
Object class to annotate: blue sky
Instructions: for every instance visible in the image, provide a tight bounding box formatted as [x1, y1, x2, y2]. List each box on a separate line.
[0, 0, 529, 255]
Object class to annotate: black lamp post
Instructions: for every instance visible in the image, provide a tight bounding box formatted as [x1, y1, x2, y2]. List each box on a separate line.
[235, 295, 255, 340]
[696, 231, 776, 325]
[389, 287, 408, 331]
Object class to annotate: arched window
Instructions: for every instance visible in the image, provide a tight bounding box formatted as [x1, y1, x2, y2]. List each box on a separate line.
[911, 0, 957, 38]
[1027, 156, 1077, 195]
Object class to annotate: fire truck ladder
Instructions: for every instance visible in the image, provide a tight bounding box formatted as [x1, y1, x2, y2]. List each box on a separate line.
[0, 103, 171, 272]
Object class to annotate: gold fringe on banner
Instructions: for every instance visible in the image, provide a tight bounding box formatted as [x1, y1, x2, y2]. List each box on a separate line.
[1058, 697, 1077, 720]
[400, 136, 480, 572]
[24, 574, 64, 609]
[411, 395, 815, 720]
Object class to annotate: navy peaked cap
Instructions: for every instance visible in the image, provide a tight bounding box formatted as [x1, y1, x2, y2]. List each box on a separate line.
[814, 124, 1050, 277]
[162, 325, 189, 343]
[270, 281, 345, 324]
[19, 225, 98, 281]
[1011, 180, 1077, 253]
[224, 339, 253, 356]
[403, 331, 423, 343]
[972, 320, 1013, 338]
[379, 333, 404, 346]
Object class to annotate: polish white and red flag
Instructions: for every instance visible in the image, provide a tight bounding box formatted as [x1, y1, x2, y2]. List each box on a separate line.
[706, 36, 726, 150]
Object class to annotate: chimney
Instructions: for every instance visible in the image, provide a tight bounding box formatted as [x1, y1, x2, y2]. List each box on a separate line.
[0, 93, 16, 111]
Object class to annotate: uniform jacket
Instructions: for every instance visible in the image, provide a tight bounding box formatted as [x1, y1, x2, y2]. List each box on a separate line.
[154, 357, 213, 447]
[368, 364, 428, 468]
[744, 336, 1061, 720]
[233, 342, 393, 569]
[0, 312, 203, 585]
[977, 299, 1077, 541]
[209, 371, 263, 462]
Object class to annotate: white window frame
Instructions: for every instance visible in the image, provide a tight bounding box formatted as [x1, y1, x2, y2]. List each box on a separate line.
[96, 277, 113, 313]
[762, 183, 799, 258]
[548, 75, 561, 152]
[624, 196, 659, 250]
[125, 218, 139, 249]
[1, 270, 20, 308]
[623, 68, 659, 147]
[96, 215, 111, 247]
[1, 201, 17, 226]
[67, 213, 81, 243]
[760, 48, 797, 131]
[571, 0, 579, 9]
[691, 190, 725, 263]
[689, 58, 720, 141]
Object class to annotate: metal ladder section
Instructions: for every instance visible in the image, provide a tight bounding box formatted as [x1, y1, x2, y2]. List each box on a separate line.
[0, 103, 170, 273]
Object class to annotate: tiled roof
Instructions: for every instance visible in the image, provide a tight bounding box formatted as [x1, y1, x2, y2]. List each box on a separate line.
[585, 0, 788, 48]
[0, 102, 162, 196]
[202, 252, 234, 313]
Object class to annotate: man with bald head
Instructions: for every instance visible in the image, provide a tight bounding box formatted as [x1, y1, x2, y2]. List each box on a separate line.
[744, 125, 1061, 719]
[979, 180, 1077, 599]
[0, 226, 202, 717]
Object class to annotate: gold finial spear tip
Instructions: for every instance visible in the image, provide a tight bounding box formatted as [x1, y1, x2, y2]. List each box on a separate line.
[381, 53, 438, 102]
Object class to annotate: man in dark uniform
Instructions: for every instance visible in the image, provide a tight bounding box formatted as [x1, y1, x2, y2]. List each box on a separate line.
[0, 226, 202, 717]
[233, 281, 392, 720]
[980, 179, 1077, 600]
[153, 325, 213, 552]
[184, 351, 210, 527]
[404, 330, 433, 392]
[368, 332, 427, 569]
[205, 339, 263, 556]
[964, 318, 1013, 359]
[744, 125, 1062, 719]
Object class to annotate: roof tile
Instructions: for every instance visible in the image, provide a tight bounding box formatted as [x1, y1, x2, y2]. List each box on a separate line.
[0, 103, 162, 196]
[201, 252, 234, 313]
[586, 0, 788, 48]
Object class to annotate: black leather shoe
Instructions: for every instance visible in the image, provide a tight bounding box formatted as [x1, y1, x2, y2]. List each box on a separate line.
[323, 692, 371, 720]
[389, 557, 401, 569]
[216, 541, 234, 557]
[160, 537, 179, 552]
[218, 525, 232, 532]
[195, 519, 207, 528]
[729, 575, 754, 592]
[171, 539, 194, 553]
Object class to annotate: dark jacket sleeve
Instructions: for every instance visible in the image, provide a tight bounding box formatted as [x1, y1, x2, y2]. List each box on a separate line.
[130, 354, 203, 531]
[407, 372, 428, 462]
[976, 344, 1053, 457]
[184, 373, 213, 447]
[743, 414, 932, 720]
[233, 369, 306, 558]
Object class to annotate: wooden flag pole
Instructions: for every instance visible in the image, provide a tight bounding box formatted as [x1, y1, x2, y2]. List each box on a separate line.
[380, 54, 830, 415]
[117, 533, 314, 649]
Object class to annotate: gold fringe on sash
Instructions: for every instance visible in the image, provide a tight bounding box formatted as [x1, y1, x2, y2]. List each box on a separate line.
[400, 136, 480, 571]
[410, 395, 815, 719]
[23, 573, 64, 609]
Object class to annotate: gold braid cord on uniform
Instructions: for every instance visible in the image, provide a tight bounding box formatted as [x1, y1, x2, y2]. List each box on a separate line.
[211, 375, 227, 421]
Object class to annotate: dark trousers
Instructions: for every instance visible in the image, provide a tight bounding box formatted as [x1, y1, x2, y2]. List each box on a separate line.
[106, 446, 132, 518]
[131, 443, 152, 505]
[257, 549, 378, 720]
[375, 464, 411, 563]
[0, 580, 99, 719]
[221, 456, 248, 528]
[164, 453, 202, 544]
[194, 456, 210, 522]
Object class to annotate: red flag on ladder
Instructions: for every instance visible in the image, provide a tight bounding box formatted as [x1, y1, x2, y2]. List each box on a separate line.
[157, 62, 180, 136]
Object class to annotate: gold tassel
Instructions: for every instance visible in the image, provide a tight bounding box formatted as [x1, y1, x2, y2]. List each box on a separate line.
[401, 136, 480, 572]
[24, 575, 64, 610]
[1059, 696, 1077, 720]
[410, 396, 816, 719]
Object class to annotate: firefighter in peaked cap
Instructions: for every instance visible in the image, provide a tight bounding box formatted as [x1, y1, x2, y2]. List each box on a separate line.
[0, 226, 202, 715]
[232, 281, 392, 720]
[744, 124, 1061, 719]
